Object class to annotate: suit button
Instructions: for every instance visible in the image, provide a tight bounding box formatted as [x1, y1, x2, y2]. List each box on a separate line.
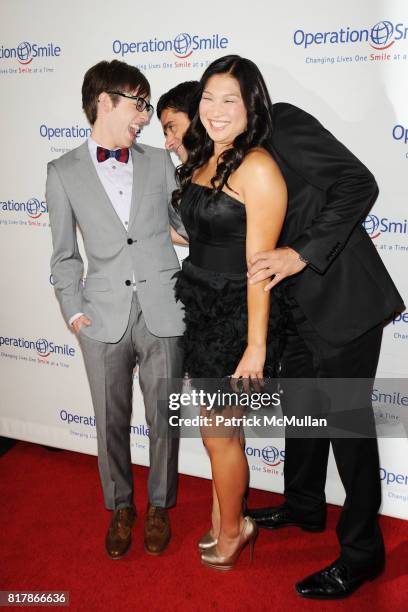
[125, 280, 131, 286]
[127, 238, 133, 245]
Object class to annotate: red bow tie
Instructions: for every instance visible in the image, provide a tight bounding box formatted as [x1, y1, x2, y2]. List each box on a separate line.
[96, 146, 129, 163]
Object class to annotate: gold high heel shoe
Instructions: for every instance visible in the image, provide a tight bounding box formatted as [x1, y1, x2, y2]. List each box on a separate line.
[198, 498, 248, 551]
[200, 516, 258, 571]
[198, 529, 218, 551]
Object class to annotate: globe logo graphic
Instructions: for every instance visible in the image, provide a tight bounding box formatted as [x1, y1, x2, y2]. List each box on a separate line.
[27, 198, 41, 219]
[363, 214, 381, 238]
[370, 21, 394, 49]
[17, 41, 33, 64]
[173, 33, 192, 58]
[261, 445, 281, 466]
[36, 338, 50, 357]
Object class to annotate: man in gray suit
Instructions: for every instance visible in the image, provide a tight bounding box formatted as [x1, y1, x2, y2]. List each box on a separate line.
[46, 60, 185, 559]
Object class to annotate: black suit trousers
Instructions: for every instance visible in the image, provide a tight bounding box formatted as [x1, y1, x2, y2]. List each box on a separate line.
[280, 296, 385, 569]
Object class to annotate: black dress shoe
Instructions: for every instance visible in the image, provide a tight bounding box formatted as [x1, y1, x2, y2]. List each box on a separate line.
[295, 558, 384, 600]
[247, 504, 325, 532]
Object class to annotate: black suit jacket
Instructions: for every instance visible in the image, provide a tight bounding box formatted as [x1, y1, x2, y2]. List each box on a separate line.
[271, 102, 404, 346]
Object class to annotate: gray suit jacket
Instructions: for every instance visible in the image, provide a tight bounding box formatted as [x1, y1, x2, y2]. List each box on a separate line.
[46, 141, 185, 342]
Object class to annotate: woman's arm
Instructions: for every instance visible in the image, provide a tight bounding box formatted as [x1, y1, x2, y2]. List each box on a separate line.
[232, 149, 287, 381]
[170, 226, 189, 245]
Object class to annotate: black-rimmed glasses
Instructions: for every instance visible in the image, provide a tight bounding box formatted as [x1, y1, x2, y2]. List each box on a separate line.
[107, 91, 154, 115]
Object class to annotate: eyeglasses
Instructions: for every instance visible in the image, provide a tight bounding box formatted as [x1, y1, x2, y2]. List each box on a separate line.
[107, 91, 154, 115]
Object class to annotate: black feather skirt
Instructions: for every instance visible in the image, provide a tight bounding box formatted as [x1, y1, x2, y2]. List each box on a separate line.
[174, 258, 287, 380]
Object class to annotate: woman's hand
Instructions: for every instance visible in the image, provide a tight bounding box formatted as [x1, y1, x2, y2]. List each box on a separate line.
[231, 344, 266, 392]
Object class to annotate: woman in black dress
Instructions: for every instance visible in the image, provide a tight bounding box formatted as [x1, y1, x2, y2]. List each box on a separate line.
[174, 55, 287, 570]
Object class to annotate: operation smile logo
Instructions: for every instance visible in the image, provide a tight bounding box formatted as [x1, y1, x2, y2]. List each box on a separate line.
[1, 197, 48, 220]
[293, 20, 407, 50]
[0, 334, 76, 358]
[36, 338, 52, 358]
[393, 124, 408, 159]
[39, 124, 91, 141]
[392, 312, 408, 327]
[113, 31, 229, 60]
[246, 444, 285, 468]
[390, 312, 408, 341]
[380, 467, 408, 506]
[260, 445, 285, 467]
[0, 41, 61, 64]
[39, 123, 91, 155]
[58, 409, 149, 443]
[25, 198, 46, 218]
[363, 215, 407, 240]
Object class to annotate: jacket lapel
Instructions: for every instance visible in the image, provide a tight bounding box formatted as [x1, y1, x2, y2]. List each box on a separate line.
[128, 144, 150, 229]
[73, 142, 127, 234]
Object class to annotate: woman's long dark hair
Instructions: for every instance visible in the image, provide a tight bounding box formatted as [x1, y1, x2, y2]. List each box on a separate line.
[173, 55, 275, 208]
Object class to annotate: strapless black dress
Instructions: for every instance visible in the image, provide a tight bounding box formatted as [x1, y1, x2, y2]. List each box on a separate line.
[175, 183, 285, 379]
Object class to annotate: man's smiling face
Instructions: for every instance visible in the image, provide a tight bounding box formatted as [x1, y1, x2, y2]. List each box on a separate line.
[160, 108, 190, 162]
[105, 89, 151, 148]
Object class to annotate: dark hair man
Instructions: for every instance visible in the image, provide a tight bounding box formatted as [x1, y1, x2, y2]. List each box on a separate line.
[157, 75, 403, 599]
[157, 81, 198, 163]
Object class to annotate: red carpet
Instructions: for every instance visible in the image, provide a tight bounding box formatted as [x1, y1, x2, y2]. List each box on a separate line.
[0, 442, 407, 612]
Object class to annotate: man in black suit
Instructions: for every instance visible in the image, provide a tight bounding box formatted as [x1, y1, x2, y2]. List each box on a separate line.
[247, 103, 404, 599]
[157, 84, 404, 598]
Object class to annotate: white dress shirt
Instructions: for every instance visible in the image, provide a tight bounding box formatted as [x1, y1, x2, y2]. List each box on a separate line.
[69, 137, 135, 327]
[87, 137, 133, 227]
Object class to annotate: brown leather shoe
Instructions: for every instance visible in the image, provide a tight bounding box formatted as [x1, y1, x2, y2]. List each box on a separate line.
[105, 506, 137, 560]
[144, 504, 171, 555]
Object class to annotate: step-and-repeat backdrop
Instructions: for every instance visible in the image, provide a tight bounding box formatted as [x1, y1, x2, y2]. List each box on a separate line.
[0, 0, 407, 519]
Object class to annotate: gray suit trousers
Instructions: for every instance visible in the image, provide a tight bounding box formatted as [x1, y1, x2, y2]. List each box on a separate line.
[78, 292, 183, 510]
